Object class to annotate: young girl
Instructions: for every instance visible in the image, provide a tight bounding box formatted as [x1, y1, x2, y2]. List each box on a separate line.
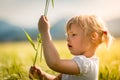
[29, 15, 112, 80]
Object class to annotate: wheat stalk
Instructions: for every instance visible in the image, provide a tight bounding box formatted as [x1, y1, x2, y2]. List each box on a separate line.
[44, 0, 54, 16]
[24, 0, 54, 66]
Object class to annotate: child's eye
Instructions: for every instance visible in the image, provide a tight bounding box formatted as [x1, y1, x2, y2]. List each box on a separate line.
[72, 34, 77, 36]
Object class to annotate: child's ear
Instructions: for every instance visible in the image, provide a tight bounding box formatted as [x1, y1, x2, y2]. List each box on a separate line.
[91, 32, 99, 42]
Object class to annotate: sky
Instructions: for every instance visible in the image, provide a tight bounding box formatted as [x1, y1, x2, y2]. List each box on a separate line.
[0, 0, 120, 27]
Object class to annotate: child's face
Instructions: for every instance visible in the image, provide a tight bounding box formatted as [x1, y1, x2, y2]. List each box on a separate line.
[67, 23, 89, 55]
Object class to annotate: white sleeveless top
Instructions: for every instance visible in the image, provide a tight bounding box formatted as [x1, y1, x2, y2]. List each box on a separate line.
[62, 55, 99, 80]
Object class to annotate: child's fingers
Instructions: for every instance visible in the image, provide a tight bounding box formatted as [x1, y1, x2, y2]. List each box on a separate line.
[29, 71, 43, 79]
[29, 66, 37, 75]
[29, 66, 42, 75]
[40, 15, 48, 22]
[44, 16, 48, 21]
[29, 73, 34, 79]
[29, 66, 43, 79]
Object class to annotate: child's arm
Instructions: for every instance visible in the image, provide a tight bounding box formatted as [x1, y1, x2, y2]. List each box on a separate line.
[29, 66, 62, 80]
[38, 15, 80, 75]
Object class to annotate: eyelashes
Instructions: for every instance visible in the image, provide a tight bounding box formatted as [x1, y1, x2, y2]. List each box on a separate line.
[72, 34, 77, 36]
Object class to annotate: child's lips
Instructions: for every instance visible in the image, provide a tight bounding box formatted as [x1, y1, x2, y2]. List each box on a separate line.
[68, 44, 72, 48]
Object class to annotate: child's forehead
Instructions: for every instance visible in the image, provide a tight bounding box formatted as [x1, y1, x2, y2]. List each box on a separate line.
[68, 24, 82, 30]
[66, 25, 83, 34]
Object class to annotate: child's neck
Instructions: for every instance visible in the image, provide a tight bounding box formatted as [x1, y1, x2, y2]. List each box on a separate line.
[83, 46, 97, 58]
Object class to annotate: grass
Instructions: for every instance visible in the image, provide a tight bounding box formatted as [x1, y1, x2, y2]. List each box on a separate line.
[0, 38, 120, 80]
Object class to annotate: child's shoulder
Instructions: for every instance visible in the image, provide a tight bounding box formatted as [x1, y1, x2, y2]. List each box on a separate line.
[72, 55, 99, 74]
[73, 55, 98, 61]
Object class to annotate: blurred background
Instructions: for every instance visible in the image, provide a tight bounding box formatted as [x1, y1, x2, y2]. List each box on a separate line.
[0, 0, 120, 80]
[0, 0, 120, 41]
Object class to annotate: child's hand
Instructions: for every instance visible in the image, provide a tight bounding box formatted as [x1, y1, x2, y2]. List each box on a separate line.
[29, 66, 43, 80]
[38, 15, 50, 34]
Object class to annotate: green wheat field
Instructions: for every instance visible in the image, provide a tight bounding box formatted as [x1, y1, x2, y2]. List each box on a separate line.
[0, 38, 120, 80]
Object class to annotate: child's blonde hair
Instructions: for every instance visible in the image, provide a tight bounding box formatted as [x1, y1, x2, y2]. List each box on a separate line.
[66, 15, 113, 47]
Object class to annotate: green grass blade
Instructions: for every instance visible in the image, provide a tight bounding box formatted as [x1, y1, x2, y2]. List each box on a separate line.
[37, 34, 43, 62]
[33, 40, 41, 66]
[51, 0, 54, 7]
[33, 34, 42, 66]
[24, 31, 36, 51]
[37, 34, 42, 43]
[44, 0, 50, 16]
[40, 43, 43, 62]
[33, 50, 38, 66]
